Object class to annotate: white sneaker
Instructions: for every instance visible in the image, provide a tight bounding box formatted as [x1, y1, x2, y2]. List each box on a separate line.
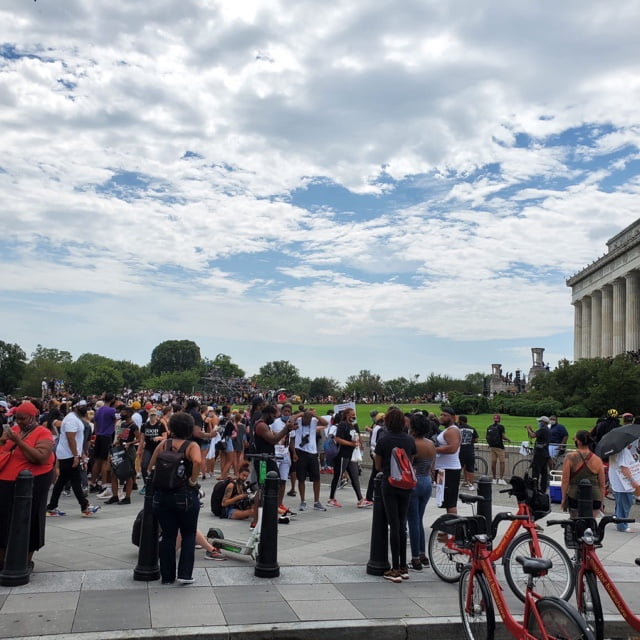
[497, 478, 508, 485]
[97, 488, 113, 499]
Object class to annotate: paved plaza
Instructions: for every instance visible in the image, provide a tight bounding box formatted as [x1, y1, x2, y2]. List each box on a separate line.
[1, 474, 639, 640]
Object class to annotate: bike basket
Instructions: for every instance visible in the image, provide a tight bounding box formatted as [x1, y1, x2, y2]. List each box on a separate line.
[528, 489, 551, 520]
[453, 516, 488, 549]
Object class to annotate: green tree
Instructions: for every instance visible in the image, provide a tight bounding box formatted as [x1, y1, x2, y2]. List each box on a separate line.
[150, 340, 201, 375]
[142, 369, 201, 393]
[256, 360, 301, 390]
[210, 353, 245, 378]
[65, 353, 114, 393]
[114, 360, 148, 391]
[21, 344, 73, 396]
[463, 372, 486, 394]
[384, 377, 410, 399]
[0, 341, 27, 393]
[84, 365, 124, 395]
[344, 369, 385, 398]
[308, 376, 341, 399]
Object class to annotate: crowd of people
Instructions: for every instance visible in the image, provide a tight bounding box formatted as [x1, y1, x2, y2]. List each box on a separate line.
[0, 394, 638, 585]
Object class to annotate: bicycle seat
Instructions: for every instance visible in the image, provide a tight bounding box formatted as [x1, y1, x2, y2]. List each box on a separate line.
[516, 555, 552, 576]
[459, 492, 485, 504]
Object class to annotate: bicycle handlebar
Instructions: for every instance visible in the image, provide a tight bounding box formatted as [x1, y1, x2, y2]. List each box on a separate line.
[245, 452, 283, 461]
[547, 515, 636, 544]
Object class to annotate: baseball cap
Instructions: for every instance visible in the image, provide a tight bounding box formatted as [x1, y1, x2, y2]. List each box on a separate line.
[537, 416, 550, 423]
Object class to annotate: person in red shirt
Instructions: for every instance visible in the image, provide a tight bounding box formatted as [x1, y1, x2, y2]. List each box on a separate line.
[0, 401, 55, 571]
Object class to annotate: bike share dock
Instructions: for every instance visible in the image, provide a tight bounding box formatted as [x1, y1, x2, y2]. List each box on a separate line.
[0, 478, 638, 640]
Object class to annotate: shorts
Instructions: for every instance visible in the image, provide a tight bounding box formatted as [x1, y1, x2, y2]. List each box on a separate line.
[277, 459, 291, 481]
[94, 435, 113, 461]
[440, 468, 461, 509]
[459, 447, 475, 472]
[567, 497, 602, 511]
[294, 449, 320, 483]
[490, 447, 506, 463]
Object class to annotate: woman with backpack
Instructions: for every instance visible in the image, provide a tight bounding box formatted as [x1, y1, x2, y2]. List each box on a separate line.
[374, 407, 416, 583]
[148, 411, 202, 585]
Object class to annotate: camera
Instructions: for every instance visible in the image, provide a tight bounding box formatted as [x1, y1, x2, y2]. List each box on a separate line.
[300, 434, 310, 447]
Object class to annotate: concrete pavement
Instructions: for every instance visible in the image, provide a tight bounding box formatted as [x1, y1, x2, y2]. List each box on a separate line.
[1, 473, 639, 640]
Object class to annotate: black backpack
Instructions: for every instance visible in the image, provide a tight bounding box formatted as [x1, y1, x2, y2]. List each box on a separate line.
[486, 424, 502, 447]
[211, 477, 233, 517]
[152, 439, 189, 491]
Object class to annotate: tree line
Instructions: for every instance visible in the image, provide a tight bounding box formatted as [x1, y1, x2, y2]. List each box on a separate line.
[2, 339, 639, 417]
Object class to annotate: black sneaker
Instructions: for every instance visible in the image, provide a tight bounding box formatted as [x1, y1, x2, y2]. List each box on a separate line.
[105, 496, 119, 505]
[89, 484, 103, 493]
[118, 497, 131, 505]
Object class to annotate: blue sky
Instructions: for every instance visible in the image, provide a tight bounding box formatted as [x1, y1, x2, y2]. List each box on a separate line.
[2, 1, 640, 384]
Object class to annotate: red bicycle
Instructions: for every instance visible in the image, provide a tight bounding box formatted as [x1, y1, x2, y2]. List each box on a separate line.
[547, 515, 639, 640]
[452, 514, 593, 640]
[429, 476, 574, 602]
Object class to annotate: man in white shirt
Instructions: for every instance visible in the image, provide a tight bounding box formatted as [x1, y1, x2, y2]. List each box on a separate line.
[291, 409, 328, 511]
[46, 401, 100, 517]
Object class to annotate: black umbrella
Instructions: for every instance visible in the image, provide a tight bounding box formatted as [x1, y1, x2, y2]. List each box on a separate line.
[595, 424, 640, 459]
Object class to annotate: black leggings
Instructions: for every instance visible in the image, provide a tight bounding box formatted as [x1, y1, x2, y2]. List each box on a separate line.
[329, 457, 362, 500]
[531, 456, 549, 492]
[381, 483, 411, 570]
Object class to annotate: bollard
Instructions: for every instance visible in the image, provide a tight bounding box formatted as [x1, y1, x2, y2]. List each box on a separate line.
[133, 482, 160, 581]
[477, 475, 493, 543]
[255, 471, 280, 578]
[577, 479, 593, 518]
[1, 470, 33, 587]
[366, 472, 390, 575]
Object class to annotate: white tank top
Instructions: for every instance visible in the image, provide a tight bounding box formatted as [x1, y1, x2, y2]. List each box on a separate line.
[436, 427, 461, 470]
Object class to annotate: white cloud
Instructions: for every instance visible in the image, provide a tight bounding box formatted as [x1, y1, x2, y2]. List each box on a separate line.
[1, 1, 640, 382]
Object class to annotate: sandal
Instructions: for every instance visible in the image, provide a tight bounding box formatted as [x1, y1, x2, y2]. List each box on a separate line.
[287, 490, 296, 497]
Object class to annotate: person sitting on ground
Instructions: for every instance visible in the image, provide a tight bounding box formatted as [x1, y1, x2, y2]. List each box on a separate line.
[221, 463, 258, 523]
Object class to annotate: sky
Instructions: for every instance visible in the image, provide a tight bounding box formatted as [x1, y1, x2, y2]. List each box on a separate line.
[2, 1, 640, 385]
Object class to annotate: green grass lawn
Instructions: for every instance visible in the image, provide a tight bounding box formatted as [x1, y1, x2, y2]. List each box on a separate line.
[302, 403, 597, 444]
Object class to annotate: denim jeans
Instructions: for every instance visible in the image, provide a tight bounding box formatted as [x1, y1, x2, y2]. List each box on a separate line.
[407, 475, 432, 559]
[153, 487, 200, 582]
[614, 491, 635, 530]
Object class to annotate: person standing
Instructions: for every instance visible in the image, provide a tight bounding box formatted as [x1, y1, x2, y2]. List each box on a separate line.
[486, 414, 511, 484]
[458, 415, 479, 489]
[90, 393, 117, 495]
[46, 401, 100, 517]
[548, 415, 569, 461]
[525, 416, 550, 492]
[608, 440, 640, 532]
[435, 407, 462, 514]
[149, 412, 202, 584]
[291, 409, 328, 511]
[560, 431, 605, 518]
[137, 408, 167, 493]
[0, 401, 55, 570]
[327, 407, 371, 508]
[407, 412, 436, 571]
[375, 407, 416, 583]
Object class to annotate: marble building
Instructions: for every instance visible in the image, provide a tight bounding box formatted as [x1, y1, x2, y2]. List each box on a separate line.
[567, 219, 640, 359]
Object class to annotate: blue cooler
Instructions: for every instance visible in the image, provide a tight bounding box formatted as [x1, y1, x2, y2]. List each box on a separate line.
[549, 471, 562, 503]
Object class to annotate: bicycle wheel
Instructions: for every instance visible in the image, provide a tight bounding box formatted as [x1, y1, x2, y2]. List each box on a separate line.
[503, 532, 575, 602]
[527, 597, 593, 640]
[428, 526, 468, 583]
[475, 456, 488, 476]
[458, 567, 495, 640]
[577, 571, 603, 640]
[510, 458, 532, 480]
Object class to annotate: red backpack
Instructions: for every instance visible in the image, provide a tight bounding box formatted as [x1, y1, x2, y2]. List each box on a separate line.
[388, 447, 417, 490]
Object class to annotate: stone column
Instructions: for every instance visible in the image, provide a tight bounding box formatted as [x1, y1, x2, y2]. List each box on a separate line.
[590, 290, 602, 358]
[625, 271, 640, 352]
[581, 295, 592, 359]
[613, 278, 626, 355]
[573, 300, 583, 360]
[601, 284, 613, 357]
